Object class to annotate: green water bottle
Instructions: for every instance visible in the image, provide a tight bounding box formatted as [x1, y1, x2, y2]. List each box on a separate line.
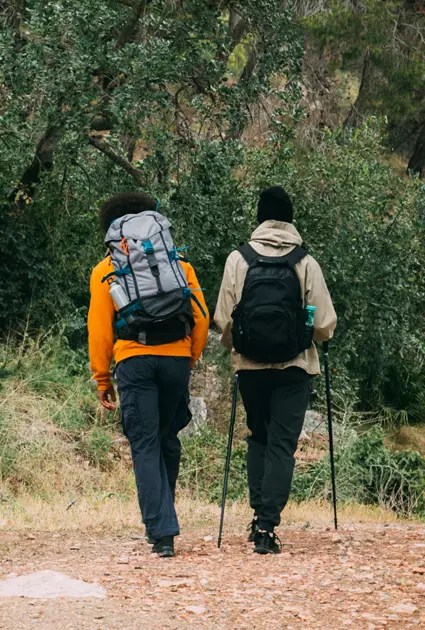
[306, 305, 316, 328]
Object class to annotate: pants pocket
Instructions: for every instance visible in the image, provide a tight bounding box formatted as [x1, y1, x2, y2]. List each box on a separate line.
[119, 390, 137, 439]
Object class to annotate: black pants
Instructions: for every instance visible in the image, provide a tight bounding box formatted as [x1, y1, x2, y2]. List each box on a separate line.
[238, 368, 311, 532]
[116, 356, 191, 539]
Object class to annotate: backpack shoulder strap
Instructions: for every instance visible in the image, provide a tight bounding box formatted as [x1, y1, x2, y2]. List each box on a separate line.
[284, 246, 308, 268]
[237, 243, 259, 266]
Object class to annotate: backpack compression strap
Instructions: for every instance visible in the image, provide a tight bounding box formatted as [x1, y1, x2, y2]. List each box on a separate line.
[238, 244, 307, 267]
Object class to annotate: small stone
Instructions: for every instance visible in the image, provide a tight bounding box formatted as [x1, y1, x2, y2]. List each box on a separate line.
[332, 534, 343, 544]
[203, 535, 213, 542]
[69, 545, 80, 551]
[389, 603, 418, 614]
[117, 557, 129, 565]
[186, 606, 207, 615]
[27, 535, 36, 541]
[416, 582, 425, 590]
[412, 567, 425, 574]
[281, 605, 301, 615]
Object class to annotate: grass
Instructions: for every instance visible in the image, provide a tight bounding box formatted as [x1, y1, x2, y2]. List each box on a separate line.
[1, 332, 424, 534]
[0, 494, 400, 532]
[388, 424, 425, 457]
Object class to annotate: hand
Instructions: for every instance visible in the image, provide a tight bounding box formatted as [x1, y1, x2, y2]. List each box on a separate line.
[98, 385, 116, 411]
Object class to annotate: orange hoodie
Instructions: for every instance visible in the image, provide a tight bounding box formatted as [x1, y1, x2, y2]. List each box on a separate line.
[88, 256, 210, 391]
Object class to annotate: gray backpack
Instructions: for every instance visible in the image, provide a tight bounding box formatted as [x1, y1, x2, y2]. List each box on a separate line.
[102, 211, 202, 345]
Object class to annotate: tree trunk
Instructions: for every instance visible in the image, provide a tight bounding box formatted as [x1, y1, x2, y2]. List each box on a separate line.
[408, 123, 425, 177]
[9, 125, 62, 202]
[343, 48, 372, 129]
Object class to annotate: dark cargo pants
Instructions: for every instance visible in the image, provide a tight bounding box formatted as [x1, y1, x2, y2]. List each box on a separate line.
[238, 367, 312, 532]
[116, 355, 191, 539]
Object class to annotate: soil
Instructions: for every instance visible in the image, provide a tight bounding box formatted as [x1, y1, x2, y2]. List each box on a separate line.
[1, 524, 425, 629]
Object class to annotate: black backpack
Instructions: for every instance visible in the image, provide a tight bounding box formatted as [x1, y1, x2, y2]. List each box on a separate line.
[231, 244, 313, 364]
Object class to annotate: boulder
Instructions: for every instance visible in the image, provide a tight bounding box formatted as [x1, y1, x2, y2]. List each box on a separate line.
[181, 396, 208, 436]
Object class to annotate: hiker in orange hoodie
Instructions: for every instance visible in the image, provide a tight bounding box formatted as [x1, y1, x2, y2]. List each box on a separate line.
[88, 192, 209, 557]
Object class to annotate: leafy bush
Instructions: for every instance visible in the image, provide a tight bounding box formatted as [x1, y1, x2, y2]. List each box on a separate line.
[180, 426, 248, 503]
[246, 121, 425, 414]
[292, 426, 425, 517]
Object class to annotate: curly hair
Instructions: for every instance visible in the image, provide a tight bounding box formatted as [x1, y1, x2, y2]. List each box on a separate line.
[99, 192, 158, 233]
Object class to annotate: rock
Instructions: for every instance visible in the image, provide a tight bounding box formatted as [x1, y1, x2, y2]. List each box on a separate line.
[412, 567, 425, 574]
[388, 603, 418, 614]
[181, 397, 208, 436]
[303, 410, 326, 436]
[186, 605, 207, 615]
[158, 579, 193, 588]
[117, 557, 129, 565]
[0, 571, 106, 599]
[332, 534, 343, 544]
[203, 535, 213, 542]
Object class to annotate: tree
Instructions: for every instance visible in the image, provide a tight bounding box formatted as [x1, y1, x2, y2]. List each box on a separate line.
[299, 0, 425, 165]
[0, 0, 302, 326]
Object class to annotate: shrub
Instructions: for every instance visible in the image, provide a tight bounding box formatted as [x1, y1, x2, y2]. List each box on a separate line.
[292, 426, 425, 517]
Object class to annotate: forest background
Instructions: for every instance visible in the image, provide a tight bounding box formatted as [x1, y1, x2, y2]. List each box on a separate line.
[1, 0, 425, 518]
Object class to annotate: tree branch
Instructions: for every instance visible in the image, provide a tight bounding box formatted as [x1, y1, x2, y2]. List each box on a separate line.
[88, 136, 146, 186]
[116, 0, 153, 50]
[229, 8, 247, 48]
[9, 124, 62, 202]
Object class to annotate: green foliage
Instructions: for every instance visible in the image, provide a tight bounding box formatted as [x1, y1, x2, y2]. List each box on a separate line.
[246, 121, 425, 414]
[292, 426, 425, 517]
[303, 0, 425, 142]
[179, 426, 248, 503]
[0, 0, 302, 327]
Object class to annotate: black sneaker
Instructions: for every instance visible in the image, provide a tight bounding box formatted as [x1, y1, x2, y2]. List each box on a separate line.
[152, 536, 175, 558]
[145, 529, 157, 545]
[253, 531, 282, 555]
[247, 518, 260, 543]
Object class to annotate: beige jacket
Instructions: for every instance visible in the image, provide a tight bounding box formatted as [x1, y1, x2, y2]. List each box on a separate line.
[214, 220, 337, 374]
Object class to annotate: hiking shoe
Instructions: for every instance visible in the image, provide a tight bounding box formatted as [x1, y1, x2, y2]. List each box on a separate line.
[145, 529, 157, 545]
[247, 518, 260, 543]
[253, 531, 282, 555]
[152, 536, 175, 558]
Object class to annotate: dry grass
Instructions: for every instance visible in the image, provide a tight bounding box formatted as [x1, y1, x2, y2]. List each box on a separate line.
[0, 376, 132, 496]
[0, 493, 401, 533]
[388, 424, 425, 457]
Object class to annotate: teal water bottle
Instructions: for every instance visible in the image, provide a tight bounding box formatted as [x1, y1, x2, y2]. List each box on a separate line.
[306, 305, 316, 328]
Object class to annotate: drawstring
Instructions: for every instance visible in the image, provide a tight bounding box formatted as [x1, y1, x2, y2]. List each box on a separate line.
[120, 238, 129, 256]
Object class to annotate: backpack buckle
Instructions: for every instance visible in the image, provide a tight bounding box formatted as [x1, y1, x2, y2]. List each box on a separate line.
[142, 240, 154, 255]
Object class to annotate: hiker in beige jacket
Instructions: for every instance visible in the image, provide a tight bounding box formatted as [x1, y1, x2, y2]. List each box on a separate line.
[215, 186, 337, 554]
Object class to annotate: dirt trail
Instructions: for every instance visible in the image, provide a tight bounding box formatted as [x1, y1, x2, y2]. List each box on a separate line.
[1, 524, 425, 629]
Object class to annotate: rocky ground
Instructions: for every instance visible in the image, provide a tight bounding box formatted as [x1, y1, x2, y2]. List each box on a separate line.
[1, 523, 425, 629]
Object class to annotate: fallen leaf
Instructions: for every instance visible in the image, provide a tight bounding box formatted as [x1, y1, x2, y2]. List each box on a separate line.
[186, 606, 207, 615]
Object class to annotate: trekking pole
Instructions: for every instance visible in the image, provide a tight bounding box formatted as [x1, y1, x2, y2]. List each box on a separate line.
[323, 341, 338, 530]
[218, 372, 239, 548]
